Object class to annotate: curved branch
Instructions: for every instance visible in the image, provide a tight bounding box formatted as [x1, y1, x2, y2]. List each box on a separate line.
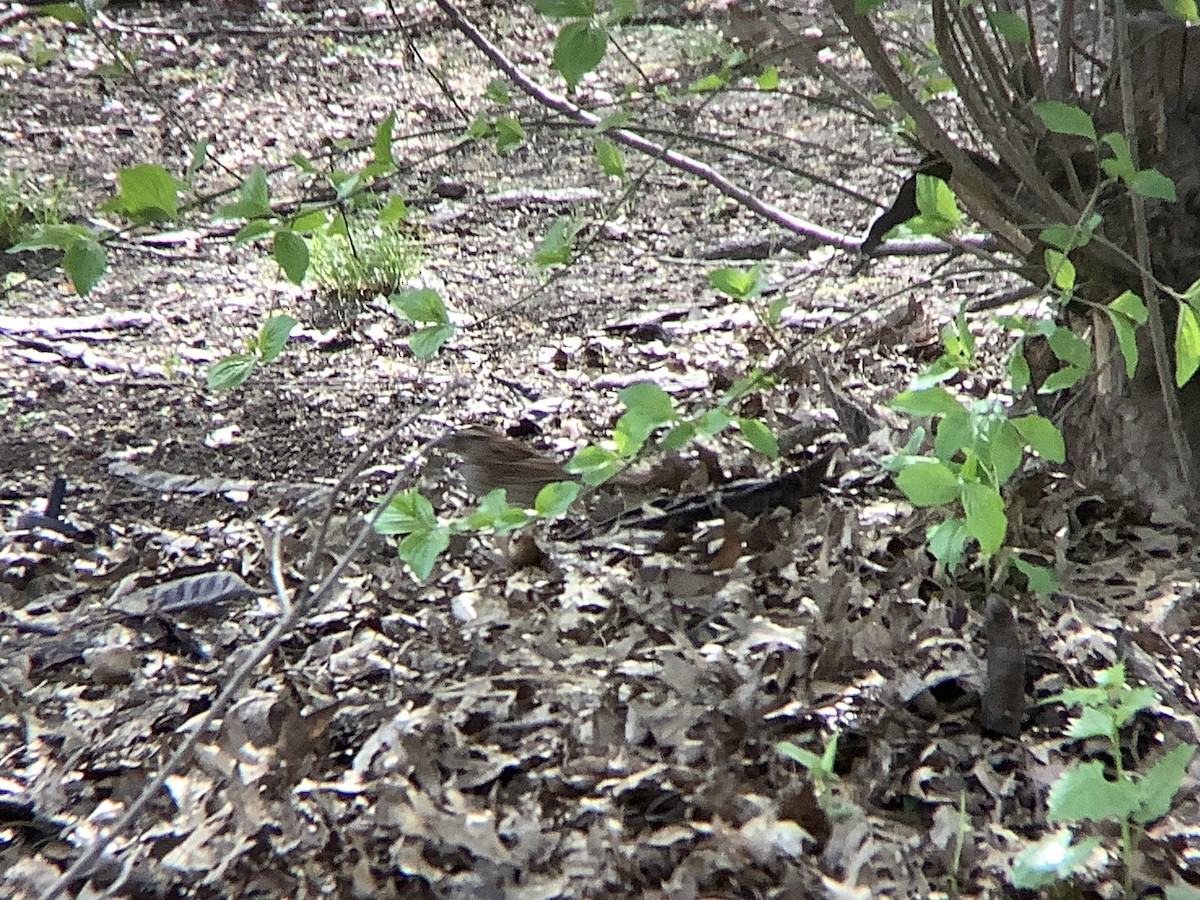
[433, 0, 995, 260]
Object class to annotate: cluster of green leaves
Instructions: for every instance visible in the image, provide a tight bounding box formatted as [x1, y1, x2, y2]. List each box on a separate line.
[567, 377, 779, 486]
[218, 112, 402, 288]
[1027, 100, 1200, 390]
[0, 172, 69, 272]
[376, 370, 781, 578]
[465, 80, 528, 154]
[1012, 662, 1196, 895]
[375, 477, 580, 580]
[885, 307, 1063, 587]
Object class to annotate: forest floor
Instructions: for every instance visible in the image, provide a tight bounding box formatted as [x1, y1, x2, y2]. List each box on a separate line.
[1, 1, 1198, 898]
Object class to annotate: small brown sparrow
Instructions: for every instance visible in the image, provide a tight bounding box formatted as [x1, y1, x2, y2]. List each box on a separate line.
[436, 426, 575, 508]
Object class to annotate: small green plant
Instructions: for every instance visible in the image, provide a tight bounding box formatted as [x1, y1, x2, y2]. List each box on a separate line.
[207, 315, 298, 390]
[0, 172, 70, 251]
[1011, 661, 1196, 893]
[374, 480, 579, 580]
[884, 307, 1064, 587]
[566, 376, 779, 486]
[389, 287, 455, 359]
[307, 211, 422, 300]
[777, 730, 839, 800]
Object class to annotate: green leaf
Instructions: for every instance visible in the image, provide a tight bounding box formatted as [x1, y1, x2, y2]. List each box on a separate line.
[891, 386, 963, 417]
[273, 229, 309, 284]
[369, 111, 397, 174]
[495, 116, 526, 154]
[484, 79, 511, 104]
[1106, 309, 1140, 378]
[1109, 289, 1148, 324]
[233, 219, 274, 244]
[1040, 365, 1086, 393]
[36, 3, 85, 23]
[1011, 415, 1066, 462]
[659, 421, 696, 451]
[1044, 249, 1076, 291]
[610, 0, 637, 21]
[987, 420, 1025, 485]
[961, 480, 1006, 556]
[1161, 0, 1199, 22]
[1132, 168, 1177, 201]
[594, 136, 625, 177]
[708, 264, 763, 298]
[1048, 326, 1091, 369]
[565, 444, 621, 485]
[620, 381, 676, 424]
[374, 489, 439, 535]
[1048, 760, 1141, 823]
[1039, 223, 1081, 252]
[257, 315, 297, 361]
[1100, 132, 1136, 182]
[532, 216, 575, 268]
[777, 741, 824, 770]
[986, 10, 1031, 45]
[101, 163, 182, 224]
[185, 138, 209, 184]
[217, 166, 271, 220]
[896, 460, 960, 506]
[767, 295, 787, 325]
[927, 517, 968, 569]
[392, 287, 450, 324]
[1064, 705, 1119, 742]
[554, 20, 607, 89]
[756, 65, 780, 90]
[1039, 215, 1101, 252]
[908, 174, 960, 235]
[399, 527, 450, 580]
[9, 222, 92, 253]
[1011, 830, 1102, 889]
[737, 417, 779, 459]
[1011, 557, 1059, 594]
[1107, 295, 1145, 374]
[378, 194, 409, 225]
[464, 112, 491, 140]
[695, 408, 733, 436]
[408, 324, 456, 359]
[535, 480, 580, 517]
[1133, 744, 1196, 824]
[689, 67, 731, 93]
[1009, 347, 1031, 392]
[467, 490, 532, 530]
[533, 0, 594, 17]
[63, 236, 106, 295]
[593, 109, 633, 132]
[932, 408, 972, 462]
[206, 353, 258, 390]
[854, 0, 887, 11]
[1033, 100, 1097, 140]
[291, 209, 329, 233]
[1176, 303, 1200, 387]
